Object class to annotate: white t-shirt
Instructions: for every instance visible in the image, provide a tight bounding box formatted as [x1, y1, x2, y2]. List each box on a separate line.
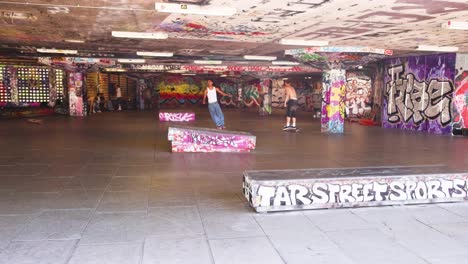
[116, 87, 122, 98]
[207, 87, 217, 103]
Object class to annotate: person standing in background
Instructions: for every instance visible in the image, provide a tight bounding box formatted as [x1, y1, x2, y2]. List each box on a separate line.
[116, 84, 122, 111]
[283, 80, 299, 130]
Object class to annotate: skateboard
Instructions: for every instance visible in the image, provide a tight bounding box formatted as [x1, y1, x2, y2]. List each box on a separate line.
[283, 127, 300, 133]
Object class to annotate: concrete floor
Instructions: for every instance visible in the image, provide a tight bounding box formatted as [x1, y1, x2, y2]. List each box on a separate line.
[0, 109, 467, 264]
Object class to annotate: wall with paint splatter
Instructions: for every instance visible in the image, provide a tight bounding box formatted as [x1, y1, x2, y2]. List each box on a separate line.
[453, 53, 468, 132]
[157, 75, 205, 108]
[345, 71, 372, 119]
[271, 78, 320, 112]
[157, 76, 266, 109]
[322, 69, 346, 133]
[383, 53, 456, 134]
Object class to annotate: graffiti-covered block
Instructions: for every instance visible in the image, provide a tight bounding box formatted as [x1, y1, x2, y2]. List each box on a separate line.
[168, 126, 256, 153]
[172, 143, 252, 153]
[159, 112, 196, 122]
[243, 166, 468, 213]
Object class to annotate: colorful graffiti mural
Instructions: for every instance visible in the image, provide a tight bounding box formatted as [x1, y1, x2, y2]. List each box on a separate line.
[272, 79, 285, 108]
[218, 80, 239, 108]
[322, 69, 346, 133]
[453, 54, 468, 132]
[345, 71, 372, 119]
[157, 18, 271, 42]
[383, 53, 456, 134]
[271, 78, 317, 111]
[243, 81, 261, 108]
[68, 72, 85, 117]
[157, 76, 204, 108]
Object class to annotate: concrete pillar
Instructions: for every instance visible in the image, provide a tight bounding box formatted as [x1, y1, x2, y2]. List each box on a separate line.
[137, 79, 145, 110]
[68, 71, 86, 117]
[259, 78, 272, 115]
[321, 69, 346, 133]
[49, 68, 57, 107]
[8, 66, 19, 105]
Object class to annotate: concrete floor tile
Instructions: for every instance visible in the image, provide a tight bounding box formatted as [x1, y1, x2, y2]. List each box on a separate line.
[327, 229, 427, 264]
[149, 187, 196, 207]
[45, 189, 104, 210]
[108, 176, 150, 192]
[143, 236, 212, 264]
[438, 202, 468, 217]
[280, 248, 356, 264]
[146, 206, 204, 237]
[390, 224, 468, 258]
[14, 210, 91, 241]
[201, 210, 264, 239]
[69, 243, 142, 264]
[65, 175, 112, 190]
[0, 215, 32, 250]
[209, 237, 284, 264]
[303, 209, 374, 232]
[80, 212, 147, 245]
[116, 165, 155, 177]
[96, 191, 148, 213]
[0, 240, 77, 264]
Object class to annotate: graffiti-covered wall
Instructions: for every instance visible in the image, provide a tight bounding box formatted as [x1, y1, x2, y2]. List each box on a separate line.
[218, 79, 239, 107]
[383, 54, 456, 134]
[271, 78, 319, 111]
[157, 76, 266, 109]
[345, 71, 372, 119]
[322, 69, 346, 133]
[453, 54, 468, 132]
[157, 75, 205, 108]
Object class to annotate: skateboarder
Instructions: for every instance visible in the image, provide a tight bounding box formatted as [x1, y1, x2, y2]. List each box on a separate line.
[283, 80, 299, 130]
[203, 80, 231, 129]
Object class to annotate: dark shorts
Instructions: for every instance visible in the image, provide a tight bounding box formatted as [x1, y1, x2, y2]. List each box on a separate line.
[286, 99, 298, 118]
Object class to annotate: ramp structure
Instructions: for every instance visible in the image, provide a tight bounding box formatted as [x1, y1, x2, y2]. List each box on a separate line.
[243, 166, 468, 213]
[168, 126, 256, 153]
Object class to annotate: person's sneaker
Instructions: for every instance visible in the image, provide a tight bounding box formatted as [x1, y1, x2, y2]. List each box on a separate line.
[217, 126, 223, 130]
[282, 125, 290, 131]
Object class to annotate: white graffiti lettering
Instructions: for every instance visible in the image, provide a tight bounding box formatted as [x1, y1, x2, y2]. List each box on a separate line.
[256, 179, 468, 207]
[385, 65, 453, 126]
[159, 112, 195, 122]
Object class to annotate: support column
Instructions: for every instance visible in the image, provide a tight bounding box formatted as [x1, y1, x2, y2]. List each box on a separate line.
[136, 79, 144, 110]
[259, 78, 272, 115]
[68, 71, 86, 117]
[8, 66, 18, 105]
[321, 69, 346, 133]
[49, 68, 57, 107]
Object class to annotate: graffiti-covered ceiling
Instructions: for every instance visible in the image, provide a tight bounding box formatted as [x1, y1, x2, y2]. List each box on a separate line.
[1, 0, 468, 67]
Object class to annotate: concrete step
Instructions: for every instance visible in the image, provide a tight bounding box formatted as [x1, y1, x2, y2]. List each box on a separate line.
[243, 165, 468, 213]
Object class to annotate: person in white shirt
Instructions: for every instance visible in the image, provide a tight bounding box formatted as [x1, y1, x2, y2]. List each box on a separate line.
[203, 80, 231, 129]
[116, 84, 122, 111]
